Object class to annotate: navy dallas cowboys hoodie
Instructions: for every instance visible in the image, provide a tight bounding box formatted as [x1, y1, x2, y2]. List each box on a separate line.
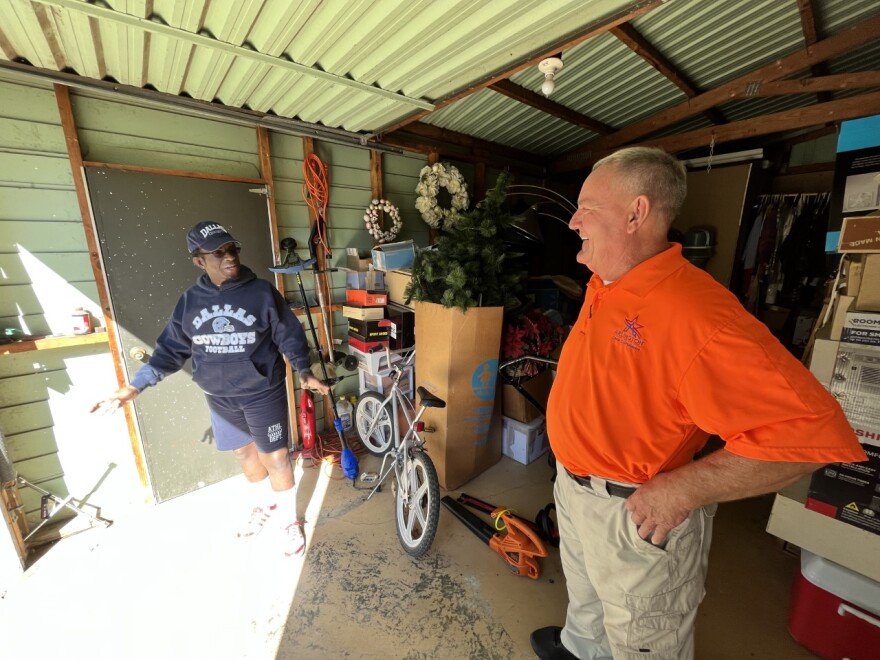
[131, 266, 311, 397]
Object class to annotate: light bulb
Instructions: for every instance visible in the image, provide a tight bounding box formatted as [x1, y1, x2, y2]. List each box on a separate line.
[541, 74, 555, 97]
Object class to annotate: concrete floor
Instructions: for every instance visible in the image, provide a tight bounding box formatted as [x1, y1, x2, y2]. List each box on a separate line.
[0, 452, 817, 659]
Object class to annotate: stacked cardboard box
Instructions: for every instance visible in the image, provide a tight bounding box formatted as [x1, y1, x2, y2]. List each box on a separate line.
[804, 217, 880, 536]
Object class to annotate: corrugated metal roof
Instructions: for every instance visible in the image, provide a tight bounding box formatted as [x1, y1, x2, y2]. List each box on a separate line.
[1, 0, 879, 161]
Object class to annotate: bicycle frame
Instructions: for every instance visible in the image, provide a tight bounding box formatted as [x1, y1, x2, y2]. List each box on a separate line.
[363, 351, 428, 502]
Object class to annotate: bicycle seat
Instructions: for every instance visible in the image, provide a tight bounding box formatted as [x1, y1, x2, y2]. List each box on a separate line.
[417, 387, 446, 409]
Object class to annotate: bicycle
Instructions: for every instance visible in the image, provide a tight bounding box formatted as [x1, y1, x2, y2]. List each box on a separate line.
[354, 350, 444, 557]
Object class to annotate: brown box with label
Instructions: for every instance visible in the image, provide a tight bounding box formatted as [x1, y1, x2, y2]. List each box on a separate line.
[414, 301, 503, 490]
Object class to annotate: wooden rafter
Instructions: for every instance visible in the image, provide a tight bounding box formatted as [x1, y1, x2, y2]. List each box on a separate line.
[377, 0, 664, 136]
[610, 23, 725, 125]
[380, 122, 548, 176]
[796, 0, 832, 103]
[743, 71, 880, 97]
[610, 91, 880, 162]
[557, 13, 880, 164]
[488, 79, 613, 135]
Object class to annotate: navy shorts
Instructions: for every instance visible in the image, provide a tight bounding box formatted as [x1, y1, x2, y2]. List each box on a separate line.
[204, 383, 289, 453]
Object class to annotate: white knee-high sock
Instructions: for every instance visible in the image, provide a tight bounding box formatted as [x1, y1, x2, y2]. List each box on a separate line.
[273, 485, 298, 524]
[246, 476, 276, 510]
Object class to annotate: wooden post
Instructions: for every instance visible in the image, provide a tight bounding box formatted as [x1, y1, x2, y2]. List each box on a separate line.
[301, 137, 335, 427]
[474, 162, 486, 204]
[370, 150, 384, 241]
[54, 84, 149, 489]
[257, 127, 300, 447]
[427, 150, 439, 244]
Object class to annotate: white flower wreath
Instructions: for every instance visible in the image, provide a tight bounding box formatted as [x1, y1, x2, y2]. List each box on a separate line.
[414, 162, 469, 229]
[363, 199, 402, 244]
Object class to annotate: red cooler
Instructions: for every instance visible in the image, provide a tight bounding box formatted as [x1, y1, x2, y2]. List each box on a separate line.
[788, 550, 880, 659]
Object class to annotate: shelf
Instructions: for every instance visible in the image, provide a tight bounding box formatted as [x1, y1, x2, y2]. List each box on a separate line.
[0, 331, 110, 355]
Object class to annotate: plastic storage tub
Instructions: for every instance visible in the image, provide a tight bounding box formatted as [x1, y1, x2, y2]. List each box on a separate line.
[788, 550, 880, 659]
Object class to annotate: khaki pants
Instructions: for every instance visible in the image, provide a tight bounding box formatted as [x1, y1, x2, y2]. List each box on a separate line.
[556, 468, 716, 659]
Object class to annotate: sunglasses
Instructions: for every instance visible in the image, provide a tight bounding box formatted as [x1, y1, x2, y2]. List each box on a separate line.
[195, 243, 241, 259]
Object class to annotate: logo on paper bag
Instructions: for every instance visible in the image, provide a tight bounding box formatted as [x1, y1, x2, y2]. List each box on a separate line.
[471, 359, 498, 401]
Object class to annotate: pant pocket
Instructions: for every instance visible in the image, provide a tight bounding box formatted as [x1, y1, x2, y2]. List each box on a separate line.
[623, 577, 703, 657]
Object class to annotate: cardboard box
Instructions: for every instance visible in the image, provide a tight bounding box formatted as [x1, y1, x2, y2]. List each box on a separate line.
[829, 295, 855, 340]
[806, 443, 880, 536]
[415, 301, 503, 490]
[846, 255, 864, 298]
[808, 336, 840, 386]
[830, 342, 880, 430]
[838, 216, 880, 253]
[841, 310, 880, 346]
[385, 268, 414, 308]
[345, 247, 372, 271]
[342, 305, 384, 321]
[343, 269, 385, 291]
[385, 303, 415, 350]
[348, 317, 391, 340]
[501, 415, 549, 464]
[767, 477, 880, 583]
[371, 240, 416, 271]
[345, 289, 388, 307]
[359, 364, 414, 400]
[855, 254, 880, 312]
[348, 334, 389, 354]
[502, 369, 554, 424]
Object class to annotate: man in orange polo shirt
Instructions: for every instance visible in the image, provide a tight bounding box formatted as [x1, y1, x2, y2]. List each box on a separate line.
[530, 147, 867, 660]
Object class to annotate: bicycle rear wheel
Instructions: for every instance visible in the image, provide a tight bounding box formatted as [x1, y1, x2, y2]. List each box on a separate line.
[354, 392, 393, 456]
[395, 450, 440, 557]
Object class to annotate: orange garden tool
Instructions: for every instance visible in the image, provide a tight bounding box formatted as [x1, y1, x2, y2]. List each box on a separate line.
[440, 495, 548, 579]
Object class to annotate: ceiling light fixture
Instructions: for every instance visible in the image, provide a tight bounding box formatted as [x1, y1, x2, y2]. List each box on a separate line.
[538, 54, 564, 97]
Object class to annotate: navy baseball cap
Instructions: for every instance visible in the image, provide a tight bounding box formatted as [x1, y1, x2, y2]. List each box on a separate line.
[186, 221, 238, 254]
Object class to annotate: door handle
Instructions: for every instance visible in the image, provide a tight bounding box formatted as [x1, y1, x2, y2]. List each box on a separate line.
[129, 346, 149, 363]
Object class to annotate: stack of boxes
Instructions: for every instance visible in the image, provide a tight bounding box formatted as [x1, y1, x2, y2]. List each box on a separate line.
[500, 371, 553, 465]
[805, 215, 880, 537]
[343, 242, 417, 399]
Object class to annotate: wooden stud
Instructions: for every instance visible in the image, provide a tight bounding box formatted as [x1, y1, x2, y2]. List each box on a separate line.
[54, 83, 149, 490]
[257, 126, 299, 448]
[474, 162, 486, 204]
[488, 80, 614, 134]
[370, 150, 384, 242]
[427, 150, 439, 245]
[301, 137, 335, 427]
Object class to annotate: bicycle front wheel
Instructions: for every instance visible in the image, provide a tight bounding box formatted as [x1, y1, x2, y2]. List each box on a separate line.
[354, 391, 393, 456]
[396, 450, 440, 557]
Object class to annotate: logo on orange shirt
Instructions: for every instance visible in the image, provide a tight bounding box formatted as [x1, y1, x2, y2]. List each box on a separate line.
[613, 315, 646, 351]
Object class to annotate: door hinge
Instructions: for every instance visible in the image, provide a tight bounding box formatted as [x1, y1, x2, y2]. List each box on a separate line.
[249, 186, 269, 196]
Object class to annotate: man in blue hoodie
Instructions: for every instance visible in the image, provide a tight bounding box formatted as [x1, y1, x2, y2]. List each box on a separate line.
[92, 221, 329, 557]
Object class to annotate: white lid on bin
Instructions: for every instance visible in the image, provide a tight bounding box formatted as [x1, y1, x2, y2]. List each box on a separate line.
[800, 550, 880, 615]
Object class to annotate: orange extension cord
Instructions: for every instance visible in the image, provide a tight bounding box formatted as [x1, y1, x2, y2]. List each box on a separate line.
[302, 153, 331, 260]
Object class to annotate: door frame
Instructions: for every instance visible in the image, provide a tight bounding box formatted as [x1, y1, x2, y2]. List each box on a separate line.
[55, 86, 297, 497]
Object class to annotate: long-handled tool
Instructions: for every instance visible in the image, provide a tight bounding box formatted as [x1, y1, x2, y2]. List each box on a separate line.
[441, 495, 548, 579]
[270, 238, 358, 483]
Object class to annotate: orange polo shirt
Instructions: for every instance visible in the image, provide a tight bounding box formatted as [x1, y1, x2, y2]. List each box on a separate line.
[547, 244, 867, 483]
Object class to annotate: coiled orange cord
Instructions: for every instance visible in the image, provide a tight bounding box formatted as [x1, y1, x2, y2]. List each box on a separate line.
[302, 153, 331, 259]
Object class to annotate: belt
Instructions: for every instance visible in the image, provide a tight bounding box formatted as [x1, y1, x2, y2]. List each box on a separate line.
[564, 468, 638, 499]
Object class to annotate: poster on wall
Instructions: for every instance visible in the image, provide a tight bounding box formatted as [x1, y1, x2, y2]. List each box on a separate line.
[829, 115, 880, 232]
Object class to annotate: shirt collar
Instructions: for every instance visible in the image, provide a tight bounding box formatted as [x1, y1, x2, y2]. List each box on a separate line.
[587, 243, 687, 298]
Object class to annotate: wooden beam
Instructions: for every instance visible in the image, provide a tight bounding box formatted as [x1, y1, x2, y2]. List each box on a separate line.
[256, 126, 299, 448]
[744, 71, 880, 97]
[82, 161, 265, 184]
[377, 0, 663, 135]
[633, 91, 880, 158]
[560, 13, 880, 161]
[796, 0, 832, 103]
[488, 79, 613, 134]
[370, 150, 384, 243]
[300, 137, 335, 428]
[610, 22, 725, 125]
[53, 83, 149, 490]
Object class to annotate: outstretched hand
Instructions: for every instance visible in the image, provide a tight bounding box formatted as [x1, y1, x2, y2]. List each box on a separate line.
[90, 385, 140, 415]
[624, 472, 692, 546]
[302, 374, 330, 396]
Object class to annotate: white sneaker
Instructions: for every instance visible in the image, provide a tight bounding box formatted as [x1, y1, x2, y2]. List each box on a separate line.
[282, 520, 306, 556]
[236, 504, 277, 539]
